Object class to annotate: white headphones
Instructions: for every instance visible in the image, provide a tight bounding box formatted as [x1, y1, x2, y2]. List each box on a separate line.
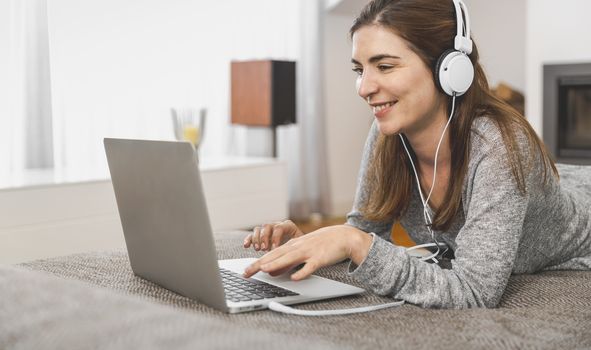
[435, 0, 474, 97]
[401, 0, 472, 263]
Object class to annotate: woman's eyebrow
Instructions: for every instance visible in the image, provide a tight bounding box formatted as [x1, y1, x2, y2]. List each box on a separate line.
[351, 54, 401, 65]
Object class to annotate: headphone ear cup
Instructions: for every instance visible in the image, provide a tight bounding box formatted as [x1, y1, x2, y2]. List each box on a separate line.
[435, 49, 474, 96]
[434, 49, 456, 95]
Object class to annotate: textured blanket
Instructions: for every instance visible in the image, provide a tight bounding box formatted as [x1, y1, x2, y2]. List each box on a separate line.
[2, 231, 591, 350]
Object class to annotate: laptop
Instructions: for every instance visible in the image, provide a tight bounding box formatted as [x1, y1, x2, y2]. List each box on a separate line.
[104, 138, 365, 313]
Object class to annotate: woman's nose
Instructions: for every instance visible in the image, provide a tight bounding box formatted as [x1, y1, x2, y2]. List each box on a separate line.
[356, 72, 378, 101]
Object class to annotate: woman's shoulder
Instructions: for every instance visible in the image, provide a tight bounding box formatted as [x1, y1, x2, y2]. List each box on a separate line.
[469, 116, 505, 155]
[470, 115, 498, 134]
[469, 116, 531, 156]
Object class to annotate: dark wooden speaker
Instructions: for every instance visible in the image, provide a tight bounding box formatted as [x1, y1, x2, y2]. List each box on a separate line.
[231, 60, 296, 127]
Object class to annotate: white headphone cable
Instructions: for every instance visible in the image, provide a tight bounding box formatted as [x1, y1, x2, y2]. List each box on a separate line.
[400, 94, 457, 262]
[425, 94, 457, 206]
[268, 299, 404, 316]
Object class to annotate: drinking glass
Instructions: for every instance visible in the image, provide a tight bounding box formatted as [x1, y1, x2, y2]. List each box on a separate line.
[171, 107, 207, 150]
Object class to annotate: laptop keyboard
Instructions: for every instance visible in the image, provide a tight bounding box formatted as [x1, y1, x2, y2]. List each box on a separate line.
[220, 268, 299, 303]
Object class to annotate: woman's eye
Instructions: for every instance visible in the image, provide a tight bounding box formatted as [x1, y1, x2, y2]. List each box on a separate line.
[352, 67, 363, 75]
[378, 64, 394, 72]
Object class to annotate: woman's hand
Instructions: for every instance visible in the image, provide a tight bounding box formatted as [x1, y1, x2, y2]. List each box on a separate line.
[243, 220, 304, 252]
[243, 224, 372, 281]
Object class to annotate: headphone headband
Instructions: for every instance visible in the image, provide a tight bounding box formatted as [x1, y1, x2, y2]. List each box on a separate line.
[434, 0, 474, 96]
[452, 0, 472, 54]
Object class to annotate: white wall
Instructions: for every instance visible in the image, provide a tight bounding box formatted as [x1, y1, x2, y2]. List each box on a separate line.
[464, 0, 526, 92]
[525, 0, 591, 135]
[323, 4, 372, 216]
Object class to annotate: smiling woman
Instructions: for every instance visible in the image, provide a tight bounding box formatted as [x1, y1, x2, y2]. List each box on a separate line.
[351, 26, 446, 139]
[243, 0, 591, 309]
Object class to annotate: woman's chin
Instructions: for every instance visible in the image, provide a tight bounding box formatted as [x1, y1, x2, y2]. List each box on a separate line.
[376, 119, 401, 136]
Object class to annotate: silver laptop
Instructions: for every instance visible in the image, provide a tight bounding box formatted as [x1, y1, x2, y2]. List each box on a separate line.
[104, 138, 364, 313]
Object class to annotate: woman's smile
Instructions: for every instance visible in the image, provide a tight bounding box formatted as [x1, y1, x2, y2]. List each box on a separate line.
[371, 100, 397, 119]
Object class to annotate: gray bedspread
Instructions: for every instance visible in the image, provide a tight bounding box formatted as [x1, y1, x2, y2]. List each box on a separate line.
[1, 231, 591, 350]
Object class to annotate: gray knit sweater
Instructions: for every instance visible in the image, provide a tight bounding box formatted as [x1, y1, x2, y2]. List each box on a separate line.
[346, 117, 591, 308]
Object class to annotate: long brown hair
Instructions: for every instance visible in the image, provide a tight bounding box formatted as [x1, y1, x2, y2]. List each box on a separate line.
[351, 0, 557, 231]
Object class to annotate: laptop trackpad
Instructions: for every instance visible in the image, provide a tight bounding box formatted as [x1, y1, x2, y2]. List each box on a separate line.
[218, 258, 364, 298]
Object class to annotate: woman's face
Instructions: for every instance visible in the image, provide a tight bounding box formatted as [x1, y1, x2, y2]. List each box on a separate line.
[352, 25, 446, 137]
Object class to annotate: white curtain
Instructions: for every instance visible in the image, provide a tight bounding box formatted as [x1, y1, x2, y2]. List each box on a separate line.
[0, 0, 53, 183]
[283, 0, 331, 219]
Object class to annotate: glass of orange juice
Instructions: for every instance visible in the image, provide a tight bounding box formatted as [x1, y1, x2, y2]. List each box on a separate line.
[171, 107, 206, 150]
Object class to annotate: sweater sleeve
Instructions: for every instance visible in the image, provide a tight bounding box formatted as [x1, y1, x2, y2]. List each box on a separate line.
[348, 131, 530, 308]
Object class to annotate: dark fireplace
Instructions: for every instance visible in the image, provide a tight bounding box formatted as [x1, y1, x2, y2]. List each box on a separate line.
[543, 63, 591, 165]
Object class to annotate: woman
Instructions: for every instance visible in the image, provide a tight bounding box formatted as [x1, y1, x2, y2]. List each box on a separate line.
[243, 0, 591, 308]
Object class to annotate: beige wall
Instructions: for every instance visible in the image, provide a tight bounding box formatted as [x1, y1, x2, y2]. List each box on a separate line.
[464, 0, 526, 92]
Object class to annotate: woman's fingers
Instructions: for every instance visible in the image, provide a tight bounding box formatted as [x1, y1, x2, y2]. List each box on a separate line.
[244, 245, 320, 281]
[259, 223, 275, 251]
[245, 220, 303, 252]
[242, 233, 252, 248]
[271, 220, 303, 249]
[290, 261, 318, 281]
[259, 250, 304, 274]
[243, 244, 293, 277]
[270, 222, 290, 249]
[251, 226, 262, 250]
[268, 264, 299, 277]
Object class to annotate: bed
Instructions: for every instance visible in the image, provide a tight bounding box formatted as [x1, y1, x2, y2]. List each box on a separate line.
[1, 231, 590, 350]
